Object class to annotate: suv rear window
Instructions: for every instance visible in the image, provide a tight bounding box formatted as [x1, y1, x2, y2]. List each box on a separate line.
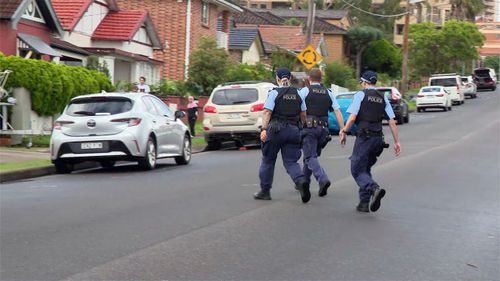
[422, 87, 441, 92]
[212, 88, 259, 105]
[430, 78, 457, 87]
[474, 70, 491, 78]
[67, 97, 133, 116]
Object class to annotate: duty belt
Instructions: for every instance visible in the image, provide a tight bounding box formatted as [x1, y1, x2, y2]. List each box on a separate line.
[305, 116, 328, 128]
[356, 128, 383, 138]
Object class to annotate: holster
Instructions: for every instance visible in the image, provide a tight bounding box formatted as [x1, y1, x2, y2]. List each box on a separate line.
[317, 128, 331, 156]
[305, 116, 328, 128]
[356, 128, 383, 139]
[268, 119, 282, 134]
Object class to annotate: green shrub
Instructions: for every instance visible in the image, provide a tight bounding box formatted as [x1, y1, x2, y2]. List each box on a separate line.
[226, 63, 273, 82]
[323, 60, 358, 90]
[0, 54, 114, 116]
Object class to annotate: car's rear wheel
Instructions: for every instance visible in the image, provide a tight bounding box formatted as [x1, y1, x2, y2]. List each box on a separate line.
[396, 115, 404, 124]
[443, 106, 448, 112]
[100, 160, 116, 168]
[175, 136, 191, 165]
[54, 160, 74, 174]
[404, 113, 409, 123]
[138, 137, 156, 170]
[206, 140, 221, 151]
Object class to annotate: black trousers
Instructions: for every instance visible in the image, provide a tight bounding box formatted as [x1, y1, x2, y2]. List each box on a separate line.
[188, 117, 196, 136]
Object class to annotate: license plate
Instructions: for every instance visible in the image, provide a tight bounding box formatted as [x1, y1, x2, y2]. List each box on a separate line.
[227, 113, 240, 119]
[81, 142, 103, 149]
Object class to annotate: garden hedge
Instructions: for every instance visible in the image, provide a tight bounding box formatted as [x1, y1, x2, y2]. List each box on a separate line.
[0, 54, 114, 116]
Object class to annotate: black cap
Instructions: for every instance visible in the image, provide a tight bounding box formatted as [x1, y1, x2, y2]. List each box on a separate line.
[276, 67, 292, 80]
[360, 70, 377, 84]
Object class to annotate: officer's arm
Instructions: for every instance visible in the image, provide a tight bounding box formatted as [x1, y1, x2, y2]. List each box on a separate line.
[343, 114, 357, 133]
[299, 111, 306, 125]
[388, 119, 401, 156]
[261, 109, 272, 130]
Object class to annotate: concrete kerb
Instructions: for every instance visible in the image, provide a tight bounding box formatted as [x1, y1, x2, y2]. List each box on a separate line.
[0, 147, 207, 184]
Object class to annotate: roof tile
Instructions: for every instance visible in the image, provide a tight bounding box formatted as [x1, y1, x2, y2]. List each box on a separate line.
[52, 0, 92, 31]
[0, 0, 23, 19]
[92, 10, 147, 41]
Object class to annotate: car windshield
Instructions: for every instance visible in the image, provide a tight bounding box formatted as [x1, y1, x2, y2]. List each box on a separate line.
[422, 87, 441, 93]
[212, 88, 259, 105]
[461, 78, 468, 82]
[67, 97, 133, 116]
[335, 93, 355, 99]
[474, 70, 491, 78]
[430, 78, 457, 87]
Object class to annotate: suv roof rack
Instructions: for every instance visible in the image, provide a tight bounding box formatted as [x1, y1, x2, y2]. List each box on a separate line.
[431, 73, 458, 77]
[219, 80, 274, 86]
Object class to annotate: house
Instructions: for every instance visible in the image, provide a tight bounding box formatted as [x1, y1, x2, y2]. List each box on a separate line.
[0, 0, 64, 60]
[228, 28, 266, 64]
[115, 0, 243, 80]
[51, 0, 163, 84]
[256, 8, 352, 29]
[477, 22, 500, 57]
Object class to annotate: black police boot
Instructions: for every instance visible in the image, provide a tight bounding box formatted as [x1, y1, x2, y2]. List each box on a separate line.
[318, 180, 331, 197]
[294, 180, 309, 191]
[253, 189, 271, 200]
[356, 201, 369, 213]
[296, 180, 311, 203]
[370, 188, 386, 212]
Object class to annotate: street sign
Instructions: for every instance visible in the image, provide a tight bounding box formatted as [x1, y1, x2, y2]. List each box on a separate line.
[297, 44, 322, 70]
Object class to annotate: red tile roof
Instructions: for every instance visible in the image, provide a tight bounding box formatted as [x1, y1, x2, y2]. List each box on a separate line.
[257, 25, 321, 52]
[52, 0, 92, 31]
[92, 10, 147, 41]
[0, 0, 23, 19]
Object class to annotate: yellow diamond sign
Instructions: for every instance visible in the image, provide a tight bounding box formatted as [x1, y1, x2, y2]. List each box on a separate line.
[297, 44, 322, 70]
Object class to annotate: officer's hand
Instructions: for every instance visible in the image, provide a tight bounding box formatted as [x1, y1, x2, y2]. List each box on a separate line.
[394, 142, 401, 156]
[339, 131, 347, 147]
[260, 130, 267, 142]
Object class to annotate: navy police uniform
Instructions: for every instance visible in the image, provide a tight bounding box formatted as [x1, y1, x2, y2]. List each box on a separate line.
[298, 83, 340, 195]
[346, 73, 395, 207]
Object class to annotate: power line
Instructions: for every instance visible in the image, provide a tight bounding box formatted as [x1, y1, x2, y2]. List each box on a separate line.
[341, 0, 409, 18]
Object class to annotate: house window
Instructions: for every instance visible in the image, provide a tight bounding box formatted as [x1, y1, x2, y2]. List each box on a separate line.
[260, 4, 267, 8]
[251, 4, 257, 8]
[201, 2, 209, 26]
[496, 33, 500, 39]
[22, 0, 45, 23]
[396, 24, 404, 35]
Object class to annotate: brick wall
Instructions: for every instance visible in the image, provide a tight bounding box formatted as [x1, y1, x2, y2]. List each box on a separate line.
[228, 50, 242, 63]
[189, 2, 219, 51]
[323, 34, 346, 63]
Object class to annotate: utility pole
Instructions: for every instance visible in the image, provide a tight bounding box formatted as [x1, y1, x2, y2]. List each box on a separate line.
[401, 0, 410, 92]
[305, 0, 315, 47]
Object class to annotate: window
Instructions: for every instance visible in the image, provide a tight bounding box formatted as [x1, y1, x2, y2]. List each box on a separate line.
[250, 4, 257, 8]
[496, 33, 500, 39]
[22, 0, 45, 23]
[150, 97, 174, 118]
[201, 2, 209, 26]
[212, 88, 259, 105]
[260, 4, 267, 8]
[396, 24, 404, 35]
[142, 97, 159, 115]
[66, 97, 133, 116]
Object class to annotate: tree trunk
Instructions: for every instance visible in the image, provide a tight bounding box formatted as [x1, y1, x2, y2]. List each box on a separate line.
[356, 46, 367, 79]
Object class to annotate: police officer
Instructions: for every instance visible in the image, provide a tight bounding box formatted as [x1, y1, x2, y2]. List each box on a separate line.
[254, 67, 311, 203]
[298, 68, 345, 197]
[339, 70, 401, 213]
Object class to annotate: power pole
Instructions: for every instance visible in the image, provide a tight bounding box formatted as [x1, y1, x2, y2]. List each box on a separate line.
[401, 0, 410, 92]
[305, 0, 315, 47]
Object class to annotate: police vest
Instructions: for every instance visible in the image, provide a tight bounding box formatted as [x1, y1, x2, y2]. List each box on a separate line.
[355, 89, 386, 130]
[272, 87, 302, 123]
[305, 85, 332, 118]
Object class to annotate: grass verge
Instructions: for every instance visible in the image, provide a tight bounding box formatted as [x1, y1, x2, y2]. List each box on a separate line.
[0, 159, 52, 173]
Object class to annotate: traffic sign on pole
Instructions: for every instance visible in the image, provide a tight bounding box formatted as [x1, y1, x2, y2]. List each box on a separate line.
[297, 44, 322, 70]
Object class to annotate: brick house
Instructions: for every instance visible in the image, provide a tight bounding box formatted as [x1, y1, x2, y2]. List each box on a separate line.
[51, 0, 163, 84]
[115, 0, 243, 80]
[0, 0, 64, 60]
[228, 28, 266, 64]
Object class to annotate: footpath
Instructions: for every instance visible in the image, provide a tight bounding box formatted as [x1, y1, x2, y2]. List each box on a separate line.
[0, 142, 206, 183]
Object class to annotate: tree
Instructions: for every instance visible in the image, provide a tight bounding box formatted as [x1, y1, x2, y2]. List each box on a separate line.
[483, 55, 500, 74]
[270, 49, 300, 72]
[450, 0, 484, 21]
[188, 37, 229, 95]
[441, 20, 485, 71]
[323, 60, 358, 90]
[362, 39, 402, 77]
[347, 26, 384, 78]
[408, 22, 445, 77]
[226, 63, 273, 82]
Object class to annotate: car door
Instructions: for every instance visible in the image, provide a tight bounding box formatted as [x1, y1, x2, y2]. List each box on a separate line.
[142, 96, 169, 155]
[150, 97, 181, 154]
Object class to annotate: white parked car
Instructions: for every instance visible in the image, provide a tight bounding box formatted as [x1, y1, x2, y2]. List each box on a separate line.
[461, 76, 477, 98]
[429, 74, 465, 105]
[50, 92, 192, 173]
[416, 86, 452, 112]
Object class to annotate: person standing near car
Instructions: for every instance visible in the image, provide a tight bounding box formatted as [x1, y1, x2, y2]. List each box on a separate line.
[298, 68, 345, 197]
[186, 96, 198, 137]
[137, 76, 150, 93]
[254, 67, 311, 203]
[339, 70, 401, 213]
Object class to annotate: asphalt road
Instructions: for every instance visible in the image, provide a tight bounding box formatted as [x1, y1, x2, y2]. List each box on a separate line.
[1, 89, 499, 281]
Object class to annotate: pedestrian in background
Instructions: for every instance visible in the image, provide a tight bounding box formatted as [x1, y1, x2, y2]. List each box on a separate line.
[340, 70, 401, 213]
[137, 76, 150, 93]
[254, 67, 311, 203]
[186, 96, 198, 137]
[299, 68, 345, 197]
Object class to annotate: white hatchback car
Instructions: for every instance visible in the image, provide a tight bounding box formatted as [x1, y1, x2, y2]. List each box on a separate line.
[416, 86, 452, 112]
[461, 76, 477, 98]
[203, 81, 276, 149]
[50, 92, 191, 173]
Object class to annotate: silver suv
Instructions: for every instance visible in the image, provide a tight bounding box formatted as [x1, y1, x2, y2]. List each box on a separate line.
[50, 92, 191, 173]
[202, 81, 275, 150]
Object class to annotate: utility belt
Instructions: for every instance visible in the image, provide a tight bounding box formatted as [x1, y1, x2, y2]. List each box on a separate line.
[268, 117, 300, 133]
[305, 116, 328, 128]
[356, 128, 384, 138]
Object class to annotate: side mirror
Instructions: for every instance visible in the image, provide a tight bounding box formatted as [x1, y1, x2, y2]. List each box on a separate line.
[174, 110, 185, 120]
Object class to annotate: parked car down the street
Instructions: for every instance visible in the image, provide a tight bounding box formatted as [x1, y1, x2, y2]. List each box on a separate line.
[202, 81, 275, 150]
[429, 73, 465, 105]
[473, 67, 497, 91]
[416, 86, 452, 112]
[461, 76, 477, 98]
[50, 92, 192, 173]
[375, 86, 410, 124]
[328, 91, 358, 134]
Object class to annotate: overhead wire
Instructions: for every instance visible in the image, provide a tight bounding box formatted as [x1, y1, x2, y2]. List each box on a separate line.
[340, 0, 409, 18]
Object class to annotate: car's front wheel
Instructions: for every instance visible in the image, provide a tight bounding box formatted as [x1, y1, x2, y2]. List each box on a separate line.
[175, 135, 191, 165]
[54, 160, 74, 174]
[138, 137, 156, 170]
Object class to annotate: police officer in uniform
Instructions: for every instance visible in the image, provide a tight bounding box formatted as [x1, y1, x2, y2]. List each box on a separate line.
[339, 70, 401, 213]
[254, 67, 311, 203]
[298, 68, 345, 197]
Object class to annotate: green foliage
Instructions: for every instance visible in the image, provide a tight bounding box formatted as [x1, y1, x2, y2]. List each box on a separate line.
[0, 54, 114, 116]
[450, 0, 485, 21]
[285, 18, 302, 26]
[115, 80, 135, 92]
[271, 49, 301, 72]
[152, 79, 202, 97]
[226, 63, 273, 82]
[86, 55, 110, 78]
[362, 39, 402, 77]
[323, 60, 358, 90]
[483, 55, 500, 73]
[347, 26, 384, 78]
[188, 37, 229, 96]
[409, 20, 484, 77]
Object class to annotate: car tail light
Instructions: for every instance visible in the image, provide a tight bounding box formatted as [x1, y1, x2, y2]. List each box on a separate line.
[231, 85, 241, 88]
[436, 93, 444, 97]
[250, 103, 265, 112]
[417, 94, 424, 98]
[485, 78, 492, 83]
[203, 126, 210, 131]
[204, 105, 217, 113]
[110, 117, 142, 127]
[53, 121, 74, 130]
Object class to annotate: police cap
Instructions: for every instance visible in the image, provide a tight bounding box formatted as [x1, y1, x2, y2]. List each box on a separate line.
[360, 70, 378, 84]
[276, 67, 292, 80]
